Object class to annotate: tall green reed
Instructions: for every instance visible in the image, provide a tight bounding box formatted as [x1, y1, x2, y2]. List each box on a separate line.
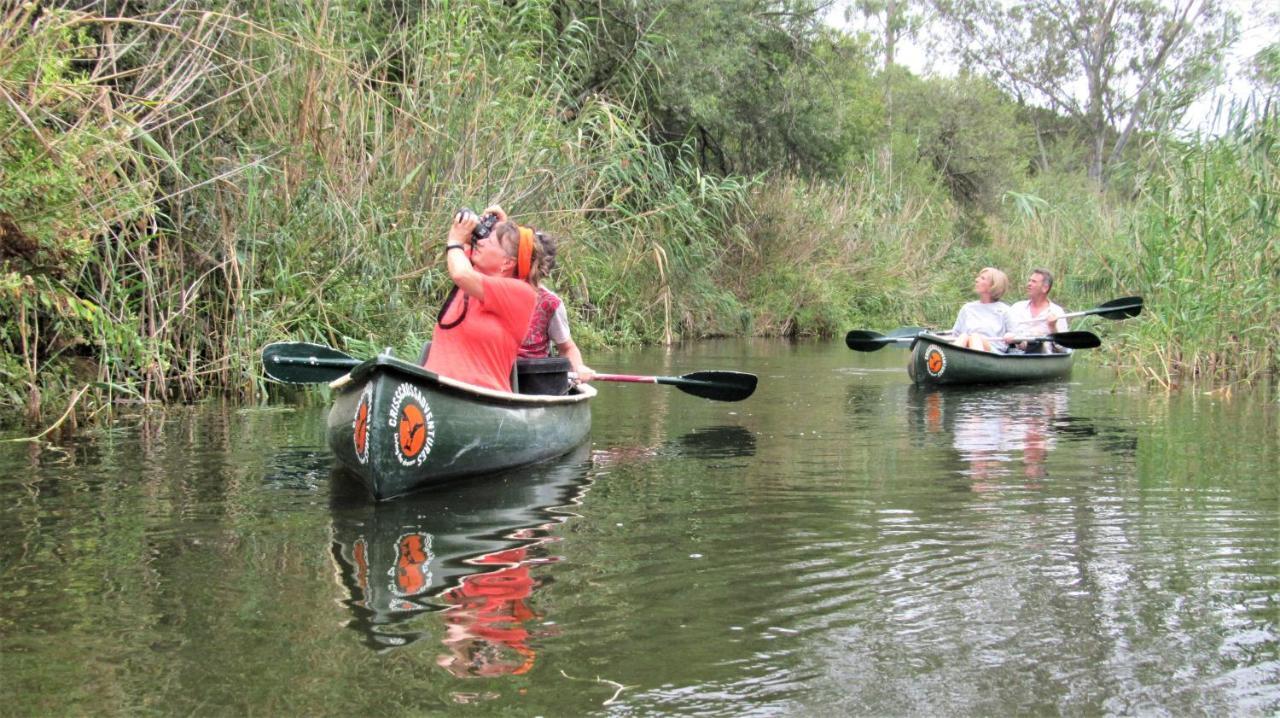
[1121, 103, 1279, 386]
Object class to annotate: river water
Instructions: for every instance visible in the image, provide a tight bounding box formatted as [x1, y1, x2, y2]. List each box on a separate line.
[2, 340, 1277, 715]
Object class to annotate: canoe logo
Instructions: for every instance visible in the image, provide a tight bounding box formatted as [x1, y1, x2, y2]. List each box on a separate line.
[389, 383, 434, 467]
[352, 385, 373, 464]
[925, 347, 947, 377]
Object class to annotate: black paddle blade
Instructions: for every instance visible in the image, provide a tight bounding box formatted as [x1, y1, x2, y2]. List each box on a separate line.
[845, 327, 921, 352]
[665, 371, 758, 402]
[261, 342, 360, 384]
[1048, 331, 1102, 349]
[845, 330, 888, 352]
[1094, 296, 1143, 320]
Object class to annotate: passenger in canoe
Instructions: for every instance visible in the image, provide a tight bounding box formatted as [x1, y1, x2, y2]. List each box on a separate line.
[949, 267, 1011, 352]
[480, 208, 597, 382]
[424, 207, 554, 392]
[1004, 268, 1068, 353]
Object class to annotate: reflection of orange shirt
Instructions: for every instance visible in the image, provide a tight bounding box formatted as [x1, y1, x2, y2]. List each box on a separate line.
[439, 547, 538, 676]
[426, 276, 535, 391]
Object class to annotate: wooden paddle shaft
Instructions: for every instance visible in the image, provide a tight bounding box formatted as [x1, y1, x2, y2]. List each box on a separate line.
[591, 373, 658, 384]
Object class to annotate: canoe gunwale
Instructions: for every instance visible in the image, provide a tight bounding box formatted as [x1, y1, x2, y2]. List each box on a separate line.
[328, 355, 596, 404]
[910, 333, 1074, 361]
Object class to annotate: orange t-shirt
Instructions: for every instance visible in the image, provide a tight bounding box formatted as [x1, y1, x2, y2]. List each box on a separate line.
[425, 275, 536, 392]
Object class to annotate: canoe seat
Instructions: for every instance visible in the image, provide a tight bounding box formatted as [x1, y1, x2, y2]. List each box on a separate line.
[515, 356, 572, 395]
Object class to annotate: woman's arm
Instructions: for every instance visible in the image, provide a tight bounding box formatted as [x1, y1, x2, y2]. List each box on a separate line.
[556, 340, 594, 382]
[444, 211, 487, 300]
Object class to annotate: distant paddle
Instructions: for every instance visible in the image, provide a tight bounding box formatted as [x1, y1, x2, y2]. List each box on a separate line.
[1060, 296, 1143, 321]
[262, 342, 359, 384]
[845, 329, 1102, 352]
[590, 371, 758, 402]
[1012, 331, 1102, 349]
[844, 326, 925, 352]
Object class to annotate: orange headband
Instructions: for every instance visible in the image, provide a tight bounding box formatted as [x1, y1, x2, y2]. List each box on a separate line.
[516, 226, 534, 281]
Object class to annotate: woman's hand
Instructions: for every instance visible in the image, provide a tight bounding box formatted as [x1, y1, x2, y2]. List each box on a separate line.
[449, 209, 479, 250]
[482, 204, 508, 224]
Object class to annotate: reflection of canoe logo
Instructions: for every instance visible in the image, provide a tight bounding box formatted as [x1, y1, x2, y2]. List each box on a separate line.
[925, 347, 946, 377]
[352, 538, 370, 608]
[390, 533, 432, 597]
[352, 386, 373, 464]
[388, 383, 434, 467]
[926, 392, 942, 432]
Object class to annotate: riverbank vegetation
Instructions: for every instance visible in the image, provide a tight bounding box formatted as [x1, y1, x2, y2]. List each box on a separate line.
[2, 0, 1276, 428]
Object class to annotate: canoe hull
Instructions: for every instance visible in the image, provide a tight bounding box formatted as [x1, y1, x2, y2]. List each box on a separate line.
[326, 356, 593, 500]
[909, 334, 1072, 386]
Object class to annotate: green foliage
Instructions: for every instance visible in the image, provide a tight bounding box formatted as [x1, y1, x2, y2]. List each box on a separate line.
[0, 0, 1271, 430]
[729, 169, 955, 336]
[895, 73, 1031, 209]
[552, 0, 882, 177]
[1119, 105, 1280, 386]
[0, 6, 157, 421]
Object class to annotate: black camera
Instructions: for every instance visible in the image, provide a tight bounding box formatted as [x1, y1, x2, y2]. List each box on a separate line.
[460, 208, 500, 241]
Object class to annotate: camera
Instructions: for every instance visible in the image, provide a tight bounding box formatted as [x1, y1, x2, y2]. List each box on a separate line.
[460, 208, 500, 241]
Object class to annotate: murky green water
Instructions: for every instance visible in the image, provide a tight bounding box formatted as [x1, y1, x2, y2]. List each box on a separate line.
[2, 340, 1277, 715]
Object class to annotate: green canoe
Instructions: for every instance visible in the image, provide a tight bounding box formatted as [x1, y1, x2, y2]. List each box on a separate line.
[325, 355, 594, 500]
[908, 333, 1073, 386]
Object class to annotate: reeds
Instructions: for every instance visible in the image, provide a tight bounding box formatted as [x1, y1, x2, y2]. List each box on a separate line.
[1, 0, 753, 426]
[3, 2, 1274, 429]
[1122, 101, 1279, 386]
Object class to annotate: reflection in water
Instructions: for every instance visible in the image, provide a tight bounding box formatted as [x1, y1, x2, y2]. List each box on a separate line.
[670, 425, 757, 462]
[436, 543, 542, 677]
[328, 424, 757, 673]
[909, 384, 1125, 485]
[328, 443, 593, 657]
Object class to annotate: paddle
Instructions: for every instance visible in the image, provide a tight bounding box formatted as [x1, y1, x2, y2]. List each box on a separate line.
[263, 342, 760, 401]
[845, 329, 1102, 353]
[1059, 296, 1143, 321]
[1012, 331, 1102, 349]
[262, 342, 360, 384]
[589, 371, 758, 402]
[844, 326, 925, 352]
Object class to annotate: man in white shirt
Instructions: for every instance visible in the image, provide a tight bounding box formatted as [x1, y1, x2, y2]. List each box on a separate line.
[1004, 269, 1067, 353]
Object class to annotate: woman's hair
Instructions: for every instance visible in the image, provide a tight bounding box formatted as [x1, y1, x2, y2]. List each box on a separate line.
[981, 267, 1009, 300]
[490, 221, 558, 286]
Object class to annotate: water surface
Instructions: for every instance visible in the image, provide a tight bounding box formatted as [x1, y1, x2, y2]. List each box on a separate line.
[2, 340, 1277, 715]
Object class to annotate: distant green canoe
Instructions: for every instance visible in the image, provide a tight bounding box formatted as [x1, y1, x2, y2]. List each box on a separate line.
[908, 333, 1073, 386]
[325, 355, 594, 500]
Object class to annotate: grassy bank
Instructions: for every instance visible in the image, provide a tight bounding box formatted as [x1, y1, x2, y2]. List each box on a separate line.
[2, 2, 1276, 431]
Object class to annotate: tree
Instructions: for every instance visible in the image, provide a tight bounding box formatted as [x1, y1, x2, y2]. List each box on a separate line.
[848, 0, 928, 136]
[933, 0, 1238, 183]
[895, 73, 1030, 208]
[551, 0, 881, 177]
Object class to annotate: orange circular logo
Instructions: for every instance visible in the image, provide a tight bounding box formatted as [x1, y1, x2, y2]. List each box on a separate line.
[352, 388, 371, 464]
[389, 383, 434, 466]
[925, 347, 946, 376]
[399, 403, 427, 458]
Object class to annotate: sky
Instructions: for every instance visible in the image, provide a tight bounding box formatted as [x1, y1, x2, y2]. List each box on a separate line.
[825, 0, 1275, 134]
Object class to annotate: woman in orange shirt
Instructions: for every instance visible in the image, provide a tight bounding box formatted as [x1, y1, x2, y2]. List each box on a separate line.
[424, 208, 553, 392]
